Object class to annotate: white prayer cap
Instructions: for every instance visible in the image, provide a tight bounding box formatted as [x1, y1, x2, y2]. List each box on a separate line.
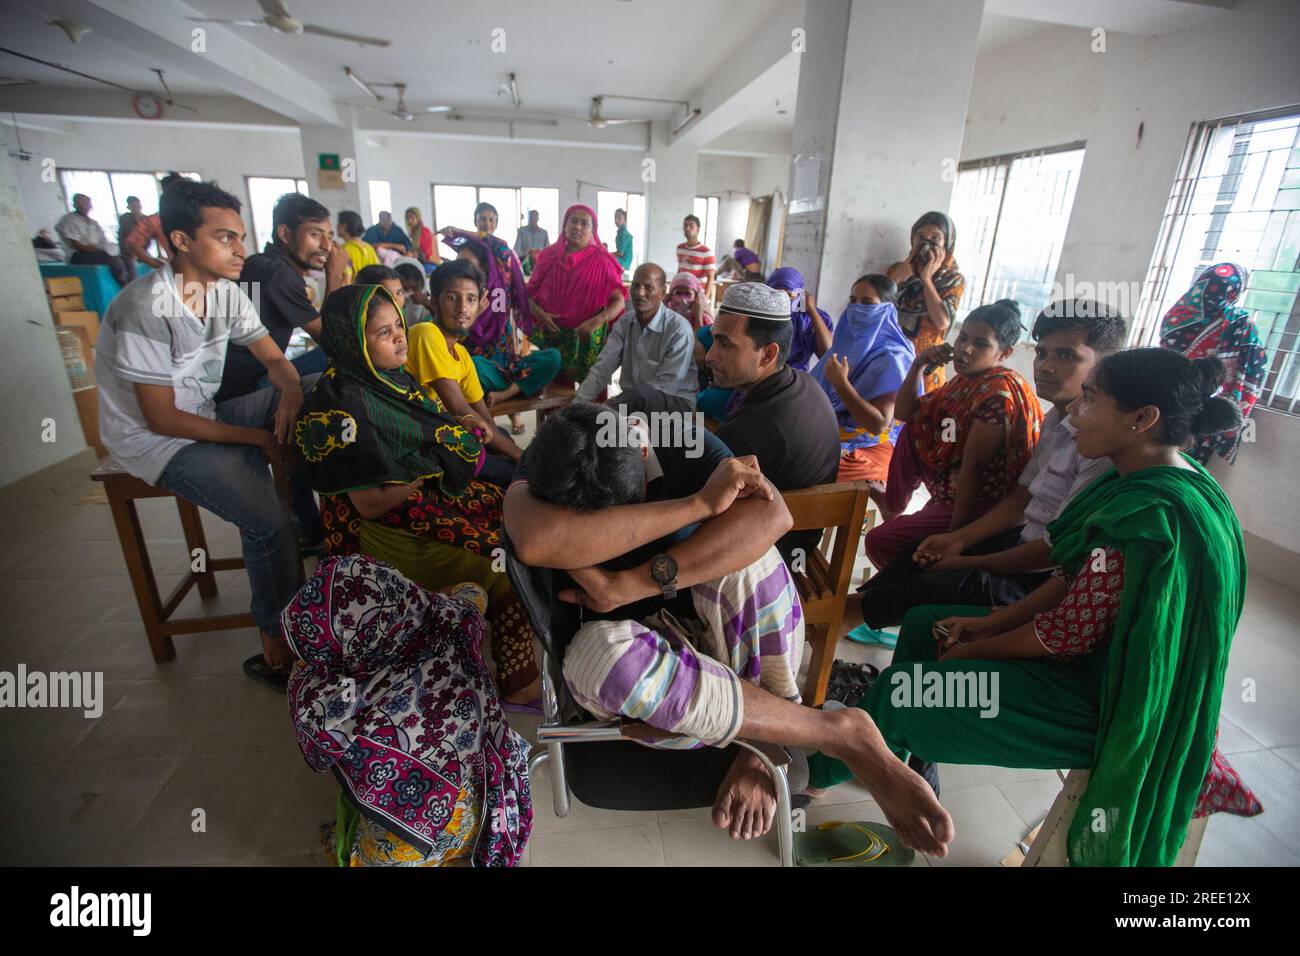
[720, 281, 792, 321]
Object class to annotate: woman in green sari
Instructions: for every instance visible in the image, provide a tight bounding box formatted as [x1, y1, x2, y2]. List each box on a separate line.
[809, 348, 1262, 865]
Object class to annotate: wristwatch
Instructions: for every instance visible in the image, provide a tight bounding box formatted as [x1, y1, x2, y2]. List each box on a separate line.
[649, 553, 679, 601]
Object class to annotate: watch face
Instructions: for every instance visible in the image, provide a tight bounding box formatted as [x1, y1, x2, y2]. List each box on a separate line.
[650, 554, 677, 585]
[133, 94, 162, 120]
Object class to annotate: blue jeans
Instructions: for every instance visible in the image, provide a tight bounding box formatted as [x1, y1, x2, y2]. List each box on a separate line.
[157, 386, 305, 637]
[253, 352, 328, 541]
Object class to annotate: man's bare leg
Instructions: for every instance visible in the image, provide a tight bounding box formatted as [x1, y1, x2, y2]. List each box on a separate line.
[732, 681, 953, 856]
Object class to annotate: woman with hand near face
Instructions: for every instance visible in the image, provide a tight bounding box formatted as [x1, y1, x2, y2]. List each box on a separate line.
[886, 211, 965, 393]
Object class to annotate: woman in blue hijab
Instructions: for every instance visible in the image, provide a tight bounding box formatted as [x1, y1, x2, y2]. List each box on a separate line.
[810, 274, 916, 482]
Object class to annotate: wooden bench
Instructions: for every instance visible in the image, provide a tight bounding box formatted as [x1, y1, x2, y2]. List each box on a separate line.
[782, 481, 872, 706]
[93, 459, 264, 662]
[489, 382, 576, 431]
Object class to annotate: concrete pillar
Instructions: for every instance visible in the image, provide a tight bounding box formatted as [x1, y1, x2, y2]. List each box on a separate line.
[0, 149, 87, 487]
[643, 125, 699, 274]
[298, 117, 370, 222]
[783, 0, 984, 312]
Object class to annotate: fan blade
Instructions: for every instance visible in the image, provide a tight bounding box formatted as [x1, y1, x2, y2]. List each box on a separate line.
[258, 0, 293, 18]
[301, 23, 391, 47]
[187, 18, 265, 26]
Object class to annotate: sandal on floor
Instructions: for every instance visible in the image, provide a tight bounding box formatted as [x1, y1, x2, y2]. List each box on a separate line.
[844, 623, 898, 649]
[243, 654, 290, 692]
[511, 421, 527, 435]
[825, 659, 879, 707]
[795, 821, 915, 867]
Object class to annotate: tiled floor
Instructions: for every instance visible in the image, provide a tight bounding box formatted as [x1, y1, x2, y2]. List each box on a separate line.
[1, 444, 1297, 866]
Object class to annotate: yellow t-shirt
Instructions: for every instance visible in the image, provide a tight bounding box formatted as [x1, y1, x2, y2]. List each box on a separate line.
[342, 239, 379, 281]
[406, 323, 484, 404]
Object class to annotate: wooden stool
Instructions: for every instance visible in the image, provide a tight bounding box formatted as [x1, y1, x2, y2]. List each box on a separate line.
[94, 459, 260, 662]
[490, 382, 575, 431]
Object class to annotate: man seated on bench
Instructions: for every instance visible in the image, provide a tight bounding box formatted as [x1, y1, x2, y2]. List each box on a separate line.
[574, 263, 697, 415]
[95, 179, 311, 690]
[704, 282, 840, 565]
[405, 259, 525, 488]
[503, 402, 953, 856]
[856, 300, 1126, 627]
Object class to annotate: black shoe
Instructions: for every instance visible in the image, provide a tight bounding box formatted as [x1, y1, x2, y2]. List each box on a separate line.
[907, 756, 940, 797]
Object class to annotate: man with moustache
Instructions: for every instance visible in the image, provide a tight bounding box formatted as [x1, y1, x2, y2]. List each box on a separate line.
[575, 262, 698, 414]
[216, 193, 347, 404]
[856, 300, 1127, 626]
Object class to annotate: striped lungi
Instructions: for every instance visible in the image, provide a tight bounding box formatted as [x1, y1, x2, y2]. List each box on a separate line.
[562, 546, 804, 749]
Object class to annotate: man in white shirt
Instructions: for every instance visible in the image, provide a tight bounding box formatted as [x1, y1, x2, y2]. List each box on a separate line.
[575, 263, 697, 414]
[856, 300, 1128, 626]
[96, 179, 311, 689]
[55, 193, 129, 286]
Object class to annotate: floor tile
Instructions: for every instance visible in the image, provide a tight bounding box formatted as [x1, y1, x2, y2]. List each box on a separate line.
[659, 817, 782, 867]
[526, 823, 665, 867]
[0, 679, 134, 766]
[1215, 748, 1300, 856]
[927, 784, 1032, 867]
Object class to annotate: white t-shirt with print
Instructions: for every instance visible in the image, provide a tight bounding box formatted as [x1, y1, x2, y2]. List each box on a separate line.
[95, 265, 268, 484]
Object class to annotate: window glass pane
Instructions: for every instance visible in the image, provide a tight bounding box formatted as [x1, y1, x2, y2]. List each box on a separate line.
[109, 172, 160, 218]
[625, 192, 646, 268]
[58, 170, 118, 241]
[432, 184, 477, 233]
[247, 176, 301, 252]
[519, 187, 559, 243]
[368, 180, 392, 223]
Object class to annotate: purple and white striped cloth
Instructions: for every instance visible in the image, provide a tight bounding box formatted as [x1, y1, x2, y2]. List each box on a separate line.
[562, 547, 804, 749]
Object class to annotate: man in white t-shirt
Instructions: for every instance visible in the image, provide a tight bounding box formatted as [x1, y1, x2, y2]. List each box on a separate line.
[96, 179, 312, 689]
[55, 193, 129, 286]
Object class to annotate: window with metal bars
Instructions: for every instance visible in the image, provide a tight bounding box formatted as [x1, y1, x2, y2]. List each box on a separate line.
[1132, 107, 1300, 415]
[948, 144, 1086, 329]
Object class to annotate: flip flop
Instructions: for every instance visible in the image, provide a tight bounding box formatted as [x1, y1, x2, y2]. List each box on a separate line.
[243, 654, 290, 692]
[844, 623, 898, 649]
[511, 421, 527, 435]
[795, 821, 915, 867]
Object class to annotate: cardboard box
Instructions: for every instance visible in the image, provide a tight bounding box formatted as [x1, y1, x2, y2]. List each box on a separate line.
[44, 275, 83, 297]
[49, 293, 86, 313]
[56, 311, 99, 347]
[73, 387, 107, 457]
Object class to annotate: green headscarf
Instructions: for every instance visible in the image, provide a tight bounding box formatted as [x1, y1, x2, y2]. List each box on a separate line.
[293, 284, 483, 496]
[1047, 458, 1245, 866]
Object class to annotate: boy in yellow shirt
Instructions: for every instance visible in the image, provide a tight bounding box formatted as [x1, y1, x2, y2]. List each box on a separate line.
[405, 259, 523, 486]
[337, 210, 379, 282]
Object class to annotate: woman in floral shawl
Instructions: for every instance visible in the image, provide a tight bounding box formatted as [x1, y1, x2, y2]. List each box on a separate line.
[285, 554, 532, 866]
[886, 211, 966, 393]
[294, 284, 541, 705]
[526, 203, 627, 382]
[1160, 262, 1268, 465]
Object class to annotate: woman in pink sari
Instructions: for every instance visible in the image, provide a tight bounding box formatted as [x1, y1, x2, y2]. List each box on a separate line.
[527, 204, 626, 382]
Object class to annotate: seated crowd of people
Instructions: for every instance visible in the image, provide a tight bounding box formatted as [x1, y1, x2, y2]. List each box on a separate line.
[93, 177, 1269, 867]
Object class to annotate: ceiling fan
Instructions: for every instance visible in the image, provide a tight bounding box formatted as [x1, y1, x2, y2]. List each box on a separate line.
[190, 0, 391, 47]
[345, 68, 451, 121]
[551, 96, 649, 128]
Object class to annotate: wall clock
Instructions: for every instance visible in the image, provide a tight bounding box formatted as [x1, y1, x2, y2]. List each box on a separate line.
[133, 94, 163, 120]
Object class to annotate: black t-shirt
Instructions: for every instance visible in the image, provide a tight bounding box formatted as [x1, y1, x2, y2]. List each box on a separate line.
[216, 243, 318, 403]
[715, 365, 841, 563]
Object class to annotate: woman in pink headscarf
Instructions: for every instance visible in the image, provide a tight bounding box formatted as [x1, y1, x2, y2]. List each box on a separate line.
[527, 204, 626, 382]
[666, 271, 714, 330]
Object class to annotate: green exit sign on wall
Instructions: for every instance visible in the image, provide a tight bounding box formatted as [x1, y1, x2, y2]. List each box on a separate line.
[318, 153, 341, 171]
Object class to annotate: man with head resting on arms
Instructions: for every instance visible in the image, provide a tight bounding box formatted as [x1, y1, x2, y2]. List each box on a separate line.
[503, 403, 953, 855]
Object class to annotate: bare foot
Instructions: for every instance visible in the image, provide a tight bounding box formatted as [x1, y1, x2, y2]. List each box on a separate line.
[260, 629, 293, 671]
[711, 750, 776, 840]
[825, 708, 954, 857]
[867, 481, 899, 522]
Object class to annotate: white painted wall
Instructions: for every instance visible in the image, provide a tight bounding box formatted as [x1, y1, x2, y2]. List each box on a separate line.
[963, 0, 1300, 555]
[0, 150, 87, 487]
